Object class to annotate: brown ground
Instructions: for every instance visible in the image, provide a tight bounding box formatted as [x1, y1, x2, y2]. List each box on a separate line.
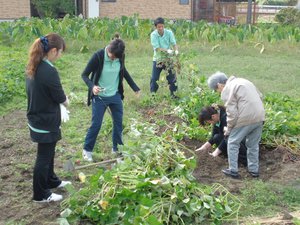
[0, 110, 299, 224]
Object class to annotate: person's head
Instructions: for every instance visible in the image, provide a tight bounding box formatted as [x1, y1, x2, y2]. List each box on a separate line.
[107, 38, 125, 60]
[199, 105, 225, 125]
[207, 71, 228, 93]
[154, 17, 165, 35]
[26, 33, 66, 78]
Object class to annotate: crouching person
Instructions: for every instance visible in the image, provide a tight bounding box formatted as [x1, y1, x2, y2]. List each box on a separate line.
[207, 72, 265, 179]
[196, 105, 247, 167]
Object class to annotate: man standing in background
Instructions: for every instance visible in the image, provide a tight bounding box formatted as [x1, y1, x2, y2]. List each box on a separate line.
[150, 17, 179, 99]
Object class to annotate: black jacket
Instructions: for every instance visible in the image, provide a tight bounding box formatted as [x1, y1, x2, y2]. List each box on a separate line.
[26, 61, 66, 132]
[208, 108, 227, 152]
[81, 49, 140, 106]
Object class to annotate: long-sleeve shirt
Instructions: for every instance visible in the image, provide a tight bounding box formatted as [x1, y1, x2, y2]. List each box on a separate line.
[221, 76, 265, 133]
[81, 49, 140, 106]
[26, 60, 66, 132]
[150, 29, 176, 61]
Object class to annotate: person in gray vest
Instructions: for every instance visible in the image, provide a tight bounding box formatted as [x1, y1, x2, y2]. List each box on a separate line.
[207, 72, 265, 178]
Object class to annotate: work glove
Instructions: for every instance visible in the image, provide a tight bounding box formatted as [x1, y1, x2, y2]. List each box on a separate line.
[167, 49, 174, 54]
[60, 104, 70, 123]
[175, 50, 179, 55]
[224, 126, 230, 136]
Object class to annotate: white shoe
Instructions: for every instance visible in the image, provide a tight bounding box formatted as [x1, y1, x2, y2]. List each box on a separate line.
[82, 149, 93, 162]
[33, 193, 63, 203]
[57, 181, 72, 188]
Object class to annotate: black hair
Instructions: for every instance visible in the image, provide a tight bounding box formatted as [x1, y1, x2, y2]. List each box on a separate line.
[108, 38, 125, 59]
[198, 105, 225, 126]
[154, 17, 165, 26]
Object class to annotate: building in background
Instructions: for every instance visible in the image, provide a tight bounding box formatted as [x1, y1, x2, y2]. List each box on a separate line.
[77, 0, 257, 24]
[1, 0, 281, 24]
[77, 0, 192, 20]
[0, 0, 31, 20]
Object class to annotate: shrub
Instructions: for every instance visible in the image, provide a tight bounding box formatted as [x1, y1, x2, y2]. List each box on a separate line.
[31, 0, 75, 18]
[275, 7, 300, 26]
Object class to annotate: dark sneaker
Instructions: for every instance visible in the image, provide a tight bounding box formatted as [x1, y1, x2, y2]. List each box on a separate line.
[248, 171, 259, 178]
[222, 168, 240, 179]
[112, 148, 123, 157]
[171, 94, 179, 100]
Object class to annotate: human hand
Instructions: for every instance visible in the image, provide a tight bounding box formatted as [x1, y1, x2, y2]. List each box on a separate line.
[167, 49, 174, 54]
[223, 126, 230, 136]
[195, 142, 211, 152]
[93, 86, 105, 95]
[209, 148, 222, 157]
[195, 146, 206, 152]
[175, 50, 179, 55]
[60, 104, 70, 123]
[93, 86, 101, 95]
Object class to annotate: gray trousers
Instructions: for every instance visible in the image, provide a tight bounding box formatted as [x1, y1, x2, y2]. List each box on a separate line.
[227, 122, 263, 173]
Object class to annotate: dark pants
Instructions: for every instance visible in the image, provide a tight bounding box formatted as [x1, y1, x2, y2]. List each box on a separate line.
[212, 134, 248, 166]
[150, 61, 177, 94]
[84, 93, 123, 152]
[33, 142, 61, 201]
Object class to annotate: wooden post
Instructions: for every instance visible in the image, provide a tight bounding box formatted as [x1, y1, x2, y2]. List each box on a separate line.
[246, 0, 252, 24]
[253, 0, 256, 24]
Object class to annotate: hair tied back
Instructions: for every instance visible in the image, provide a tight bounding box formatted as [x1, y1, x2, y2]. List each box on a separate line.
[40, 36, 49, 52]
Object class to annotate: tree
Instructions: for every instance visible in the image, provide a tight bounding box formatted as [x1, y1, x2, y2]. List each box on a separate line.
[31, 0, 75, 18]
[246, 0, 253, 24]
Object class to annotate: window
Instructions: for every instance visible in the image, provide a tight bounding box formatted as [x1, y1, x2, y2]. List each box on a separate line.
[179, 0, 189, 4]
[101, 0, 116, 2]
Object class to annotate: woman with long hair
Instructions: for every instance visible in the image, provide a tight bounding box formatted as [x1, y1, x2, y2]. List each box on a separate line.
[26, 33, 71, 203]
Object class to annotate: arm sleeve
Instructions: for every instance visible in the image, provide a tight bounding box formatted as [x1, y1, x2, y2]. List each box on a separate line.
[151, 33, 160, 50]
[224, 87, 238, 132]
[81, 52, 100, 90]
[123, 68, 140, 92]
[208, 125, 220, 144]
[46, 69, 66, 104]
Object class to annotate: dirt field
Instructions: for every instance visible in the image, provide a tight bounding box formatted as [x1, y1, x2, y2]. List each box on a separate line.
[0, 110, 299, 225]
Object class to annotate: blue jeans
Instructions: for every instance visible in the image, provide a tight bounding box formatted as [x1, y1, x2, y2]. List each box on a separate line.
[150, 61, 177, 94]
[227, 122, 263, 173]
[84, 93, 123, 152]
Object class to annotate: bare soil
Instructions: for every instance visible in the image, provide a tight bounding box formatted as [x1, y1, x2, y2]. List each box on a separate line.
[0, 110, 299, 224]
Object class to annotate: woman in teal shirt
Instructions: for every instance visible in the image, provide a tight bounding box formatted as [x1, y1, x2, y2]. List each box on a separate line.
[82, 38, 140, 162]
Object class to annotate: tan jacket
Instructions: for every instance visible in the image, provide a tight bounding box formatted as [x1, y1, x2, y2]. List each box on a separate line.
[221, 76, 265, 133]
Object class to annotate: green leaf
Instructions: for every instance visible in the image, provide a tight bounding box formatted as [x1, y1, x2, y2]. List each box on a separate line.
[145, 215, 162, 225]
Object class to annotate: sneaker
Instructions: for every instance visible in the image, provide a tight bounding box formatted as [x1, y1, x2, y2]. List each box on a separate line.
[33, 193, 63, 203]
[171, 94, 179, 99]
[57, 181, 72, 188]
[222, 168, 240, 179]
[248, 171, 259, 178]
[82, 149, 93, 162]
[112, 148, 123, 157]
